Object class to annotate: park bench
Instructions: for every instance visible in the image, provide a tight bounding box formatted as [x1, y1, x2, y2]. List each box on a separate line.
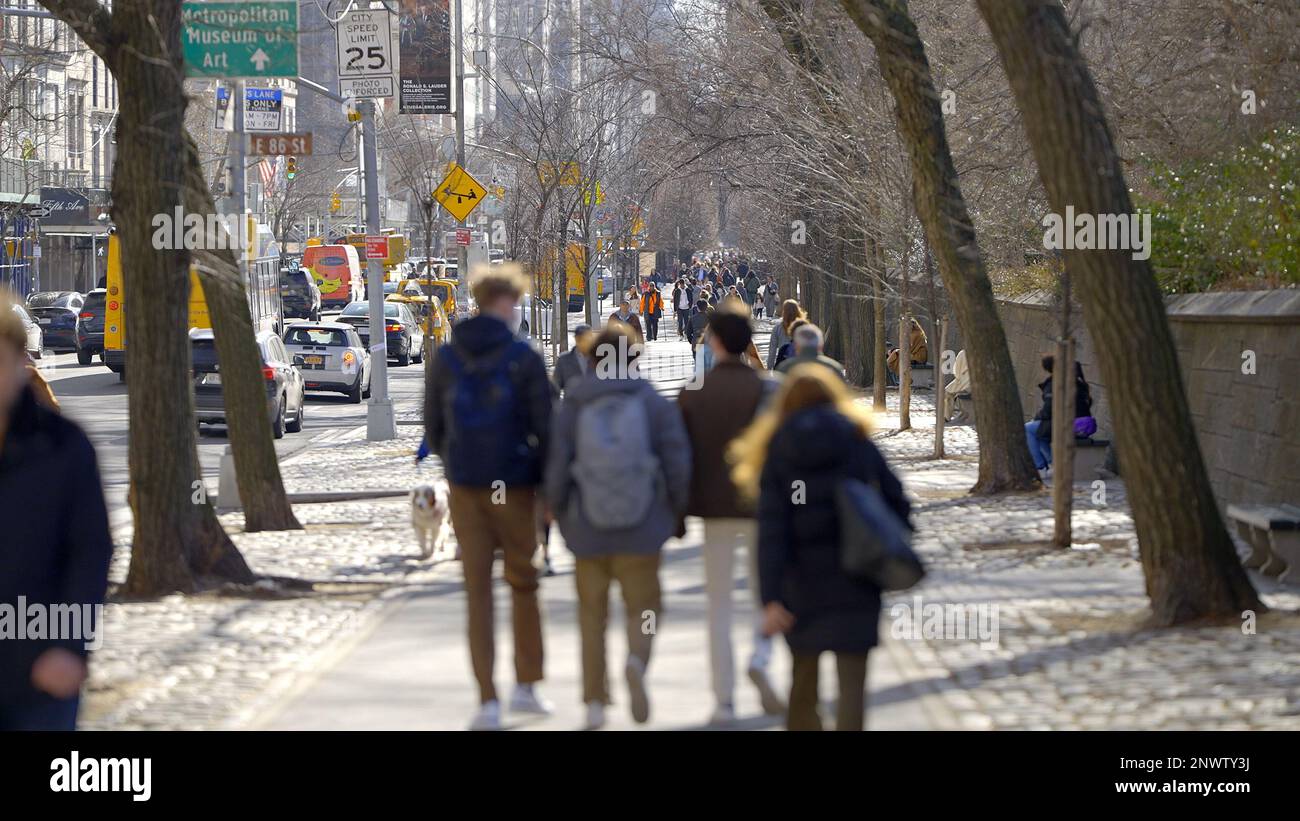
[1070, 437, 1109, 482]
[948, 392, 975, 425]
[909, 363, 935, 389]
[1226, 503, 1300, 582]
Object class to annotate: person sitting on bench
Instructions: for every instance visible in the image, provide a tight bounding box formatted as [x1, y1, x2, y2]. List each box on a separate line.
[944, 349, 971, 421]
[1025, 356, 1095, 473]
[887, 318, 929, 375]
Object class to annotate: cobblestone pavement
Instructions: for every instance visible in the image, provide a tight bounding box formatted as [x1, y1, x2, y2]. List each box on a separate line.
[869, 391, 1300, 730]
[84, 304, 1300, 730]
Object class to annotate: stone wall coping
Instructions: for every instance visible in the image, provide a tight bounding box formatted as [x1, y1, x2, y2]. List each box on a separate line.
[996, 288, 1300, 324]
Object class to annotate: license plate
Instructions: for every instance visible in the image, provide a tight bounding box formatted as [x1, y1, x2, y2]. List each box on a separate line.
[304, 355, 324, 365]
[201, 373, 221, 385]
[38, 318, 51, 325]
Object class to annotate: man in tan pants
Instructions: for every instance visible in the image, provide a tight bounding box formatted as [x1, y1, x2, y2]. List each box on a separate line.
[425, 267, 554, 730]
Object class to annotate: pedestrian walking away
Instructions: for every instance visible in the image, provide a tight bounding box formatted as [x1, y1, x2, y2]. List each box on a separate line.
[731, 364, 912, 731]
[677, 302, 784, 724]
[425, 265, 554, 731]
[545, 322, 692, 730]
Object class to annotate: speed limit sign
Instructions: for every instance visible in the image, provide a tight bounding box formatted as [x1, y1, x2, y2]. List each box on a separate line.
[337, 8, 394, 99]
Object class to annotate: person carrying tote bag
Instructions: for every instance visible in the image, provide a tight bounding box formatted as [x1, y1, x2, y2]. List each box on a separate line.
[730, 363, 912, 731]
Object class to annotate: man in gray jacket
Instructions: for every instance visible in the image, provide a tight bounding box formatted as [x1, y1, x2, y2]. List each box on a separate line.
[544, 322, 691, 730]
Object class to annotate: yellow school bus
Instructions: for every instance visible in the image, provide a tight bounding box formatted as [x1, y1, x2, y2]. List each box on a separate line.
[103, 217, 283, 381]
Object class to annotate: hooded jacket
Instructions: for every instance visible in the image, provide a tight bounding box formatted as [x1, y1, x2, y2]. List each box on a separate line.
[425, 314, 552, 487]
[757, 405, 910, 654]
[545, 375, 691, 557]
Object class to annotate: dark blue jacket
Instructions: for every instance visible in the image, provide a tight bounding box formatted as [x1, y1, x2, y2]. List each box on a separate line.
[0, 386, 113, 700]
[425, 314, 552, 488]
[757, 405, 910, 654]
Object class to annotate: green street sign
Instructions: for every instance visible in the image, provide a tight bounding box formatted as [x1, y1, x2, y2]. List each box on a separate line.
[182, 1, 299, 78]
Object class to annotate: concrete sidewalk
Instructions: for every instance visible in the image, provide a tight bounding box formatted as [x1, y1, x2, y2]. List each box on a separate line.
[255, 320, 947, 731]
[253, 515, 945, 730]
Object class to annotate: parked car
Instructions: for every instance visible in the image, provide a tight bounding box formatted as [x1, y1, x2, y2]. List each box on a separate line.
[282, 321, 371, 403]
[77, 289, 107, 365]
[280, 268, 322, 321]
[11, 302, 42, 359]
[25, 291, 84, 353]
[191, 328, 305, 438]
[336, 300, 425, 366]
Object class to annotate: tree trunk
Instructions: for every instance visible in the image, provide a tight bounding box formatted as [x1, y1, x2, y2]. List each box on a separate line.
[184, 136, 301, 533]
[838, 0, 1041, 494]
[975, 0, 1261, 624]
[81, 0, 254, 596]
[867, 231, 888, 412]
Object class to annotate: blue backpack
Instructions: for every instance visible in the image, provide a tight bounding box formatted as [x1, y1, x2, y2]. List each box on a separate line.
[444, 341, 528, 482]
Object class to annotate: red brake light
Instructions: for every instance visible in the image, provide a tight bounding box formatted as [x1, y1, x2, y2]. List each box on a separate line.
[385, 323, 402, 332]
[261, 365, 276, 381]
[79, 312, 93, 319]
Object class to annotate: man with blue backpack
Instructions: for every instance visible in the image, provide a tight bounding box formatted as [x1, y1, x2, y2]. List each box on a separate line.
[425, 265, 553, 731]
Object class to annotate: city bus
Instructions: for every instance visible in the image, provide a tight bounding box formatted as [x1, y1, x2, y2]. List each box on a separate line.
[103, 218, 284, 381]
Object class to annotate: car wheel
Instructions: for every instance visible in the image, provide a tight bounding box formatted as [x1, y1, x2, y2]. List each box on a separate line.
[272, 397, 286, 439]
[362, 376, 371, 399]
[286, 393, 304, 432]
[77, 348, 92, 366]
[397, 342, 411, 367]
[413, 340, 424, 364]
[117, 368, 126, 383]
[310, 308, 320, 322]
[520, 320, 529, 336]
[347, 379, 363, 404]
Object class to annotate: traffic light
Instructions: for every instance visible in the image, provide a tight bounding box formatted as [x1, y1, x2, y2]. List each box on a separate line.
[330, 192, 342, 213]
[285, 156, 298, 181]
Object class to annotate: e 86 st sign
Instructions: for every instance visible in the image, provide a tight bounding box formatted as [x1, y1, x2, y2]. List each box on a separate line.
[249, 133, 313, 156]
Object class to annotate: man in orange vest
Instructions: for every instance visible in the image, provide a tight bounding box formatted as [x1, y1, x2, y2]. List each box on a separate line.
[640, 283, 664, 341]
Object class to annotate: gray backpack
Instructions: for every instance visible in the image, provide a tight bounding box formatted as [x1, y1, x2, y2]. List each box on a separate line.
[572, 391, 660, 530]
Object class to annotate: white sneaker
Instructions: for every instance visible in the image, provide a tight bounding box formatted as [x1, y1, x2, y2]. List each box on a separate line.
[709, 703, 735, 725]
[748, 665, 787, 716]
[509, 684, 554, 715]
[584, 700, 606, 730]
[625, 656, 650, 724]
[469, 700, 501, 731]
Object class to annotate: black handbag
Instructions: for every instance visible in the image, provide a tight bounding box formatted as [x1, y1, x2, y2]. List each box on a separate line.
[835, 477, 925, 591]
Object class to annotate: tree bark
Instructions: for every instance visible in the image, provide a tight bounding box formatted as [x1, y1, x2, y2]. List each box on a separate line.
[867, 229, 888, 412]
[837, 0, 1041, 493]
[43, 0, 256, 595]
[184, 136, 302, 533]
[975, 0, 1262, 624]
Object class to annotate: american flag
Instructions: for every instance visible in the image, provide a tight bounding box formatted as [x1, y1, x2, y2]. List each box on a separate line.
[259, 156, 283, 193]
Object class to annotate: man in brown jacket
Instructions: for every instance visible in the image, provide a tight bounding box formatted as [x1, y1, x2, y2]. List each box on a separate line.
[676, 302, 784, 725]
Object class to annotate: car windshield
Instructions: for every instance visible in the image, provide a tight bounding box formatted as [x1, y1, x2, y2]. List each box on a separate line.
[383, 282, 399, 294]
[28, 293, 72, 308]
[285, 327, 350, 346]
[84, 292, 105, 311]
[11, 304, 31, 322]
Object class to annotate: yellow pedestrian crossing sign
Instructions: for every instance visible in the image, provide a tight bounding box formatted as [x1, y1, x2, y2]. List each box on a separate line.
[434, 163, 487, 222]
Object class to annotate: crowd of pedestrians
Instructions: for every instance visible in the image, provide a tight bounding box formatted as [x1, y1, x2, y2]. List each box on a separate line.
[425, 258, 911, 731]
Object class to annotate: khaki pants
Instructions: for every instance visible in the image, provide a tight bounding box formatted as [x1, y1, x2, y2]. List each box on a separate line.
[448, 484, 544, 704]
[574, 553, 662, 705]
[702, 517, 773, 707]
[788, 652, 868, 731]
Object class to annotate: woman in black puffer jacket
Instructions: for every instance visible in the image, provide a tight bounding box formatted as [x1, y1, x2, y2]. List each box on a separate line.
[731, 363, 911, 731]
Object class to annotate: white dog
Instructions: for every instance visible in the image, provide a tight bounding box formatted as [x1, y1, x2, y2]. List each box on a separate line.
[410, 480, 451, 559]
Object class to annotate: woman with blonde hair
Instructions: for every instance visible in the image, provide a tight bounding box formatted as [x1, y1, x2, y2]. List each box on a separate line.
[730, 364, 911, 731]
[766, 299, 805, 370]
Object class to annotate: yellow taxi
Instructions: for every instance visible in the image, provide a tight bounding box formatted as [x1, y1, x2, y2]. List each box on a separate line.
[386, 291, 449, 349]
